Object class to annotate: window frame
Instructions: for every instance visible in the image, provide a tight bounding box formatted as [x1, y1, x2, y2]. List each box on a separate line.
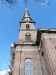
[24, 58, 33, 75]
[26, 24, 30, 29]
[25, 32, 31, 41]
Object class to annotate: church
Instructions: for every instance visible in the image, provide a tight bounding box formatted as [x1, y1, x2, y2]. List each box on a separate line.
[10, 8, 56, 75]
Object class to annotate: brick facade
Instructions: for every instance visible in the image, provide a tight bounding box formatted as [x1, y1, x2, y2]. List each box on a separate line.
[37, 30, 56, 75]
[40, 33, 56, 75]
[10, 9, 56, 75]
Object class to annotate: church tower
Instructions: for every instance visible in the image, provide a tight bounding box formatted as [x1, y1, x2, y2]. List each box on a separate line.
[10, 8, 56, 75]
[10, 8, 39, 75]
[19, 8, 36, 42]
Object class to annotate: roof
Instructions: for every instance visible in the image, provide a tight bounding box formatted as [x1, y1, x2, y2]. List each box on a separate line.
[37, 28, 56, 45]
[21, 8, 33, 22]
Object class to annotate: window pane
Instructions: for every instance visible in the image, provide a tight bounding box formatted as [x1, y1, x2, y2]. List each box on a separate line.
[25, 33, 31, 41]
[25, 59, 33, 75]
[25, 35, 28, 40]
[29, 35, 31, 40]
[26, 24, 30, 29]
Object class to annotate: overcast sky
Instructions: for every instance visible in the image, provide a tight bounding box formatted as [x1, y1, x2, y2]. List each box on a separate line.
[0, 0, 56, 73]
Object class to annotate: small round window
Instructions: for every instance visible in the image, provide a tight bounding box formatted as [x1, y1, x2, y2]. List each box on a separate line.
[26, 24, 30, 29]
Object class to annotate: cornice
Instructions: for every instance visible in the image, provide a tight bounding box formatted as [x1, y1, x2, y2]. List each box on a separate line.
[19, 29, 37, 31]
[37, 28, 56, 45]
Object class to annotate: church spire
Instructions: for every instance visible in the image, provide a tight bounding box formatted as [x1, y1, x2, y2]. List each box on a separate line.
[21, 8, 33, 22]
[24, 8, 30, 18]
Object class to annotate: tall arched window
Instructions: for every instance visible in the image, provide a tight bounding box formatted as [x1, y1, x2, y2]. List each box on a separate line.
[25, 33, 31, 40]
[24, 59, 33, 75]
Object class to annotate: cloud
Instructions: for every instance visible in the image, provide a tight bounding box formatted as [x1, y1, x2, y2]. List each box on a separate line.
[0, 70, 9, 75]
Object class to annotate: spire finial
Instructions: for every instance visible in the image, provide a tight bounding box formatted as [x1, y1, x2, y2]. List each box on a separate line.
[21, 8, 33, 22]
[24, 8, 30, 17]
[26, 8, 28, 11]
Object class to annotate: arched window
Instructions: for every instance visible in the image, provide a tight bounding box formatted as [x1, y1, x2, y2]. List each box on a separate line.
[24, 59, 33, 75]
[25, 33, 31, 40]
[26, 24, 30, 29]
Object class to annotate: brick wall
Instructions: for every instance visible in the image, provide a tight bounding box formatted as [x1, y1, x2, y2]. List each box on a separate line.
[12, 45, 39, 75]
[40, 33, 56, 75]
[19, 22, 37, 42]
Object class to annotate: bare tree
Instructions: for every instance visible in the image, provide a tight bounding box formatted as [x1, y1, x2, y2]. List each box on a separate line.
[24, 0, 51, 5]
[0, 0, 51, 8]
[0, 0, 19, 8]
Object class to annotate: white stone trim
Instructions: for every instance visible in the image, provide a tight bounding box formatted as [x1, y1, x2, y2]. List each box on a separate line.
[41, 34, 56, 39]
[43, 36, 56, 39]
[15, 48, 38, 52]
